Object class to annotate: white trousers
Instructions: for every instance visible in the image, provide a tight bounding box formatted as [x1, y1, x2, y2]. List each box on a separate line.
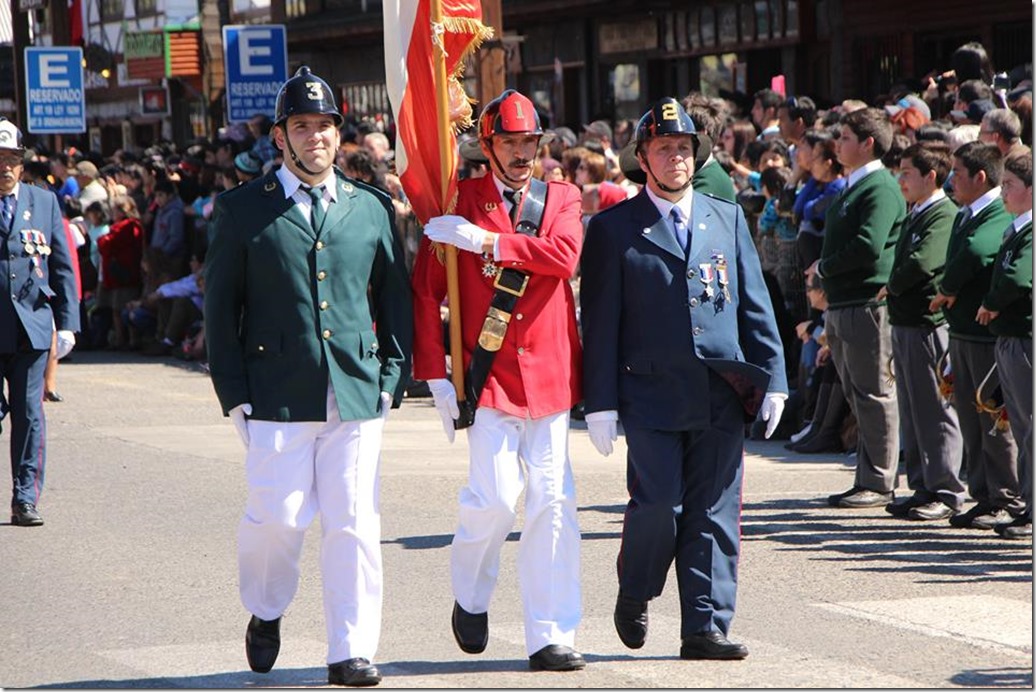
[452, 407, 582, 655]
[238, 385, 384, 664]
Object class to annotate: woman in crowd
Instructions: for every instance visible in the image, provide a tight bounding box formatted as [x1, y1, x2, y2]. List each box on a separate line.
[96, 196, 145, 350]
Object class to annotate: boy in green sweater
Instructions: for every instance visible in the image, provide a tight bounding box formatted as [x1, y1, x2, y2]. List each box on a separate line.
[977, 150, 1033, 540]
[878, 142, 965, 521]
[809, 107, 904, 509]
[930, 142, 1022, 530]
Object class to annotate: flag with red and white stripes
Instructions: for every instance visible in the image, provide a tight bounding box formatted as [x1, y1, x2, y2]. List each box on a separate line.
[383, 0, 491, 224]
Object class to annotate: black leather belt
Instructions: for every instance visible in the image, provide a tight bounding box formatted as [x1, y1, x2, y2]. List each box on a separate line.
[455, 178, 547, 429]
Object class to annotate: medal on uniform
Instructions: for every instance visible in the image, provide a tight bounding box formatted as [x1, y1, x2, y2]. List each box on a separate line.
[481, 253, 500, 279]
[699, 262, 715, 299]
[716, 258, 731, 302]
[484, 202, 498, 213]
[32, 231, 47, 256]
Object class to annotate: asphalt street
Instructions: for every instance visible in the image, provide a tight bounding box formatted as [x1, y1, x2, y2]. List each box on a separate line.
[1, 352, 1032, 688]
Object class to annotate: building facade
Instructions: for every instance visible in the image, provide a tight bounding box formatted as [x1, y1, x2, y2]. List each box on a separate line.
[9, 0, 1032, 154]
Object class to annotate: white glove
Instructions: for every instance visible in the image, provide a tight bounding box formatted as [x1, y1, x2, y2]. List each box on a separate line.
[55, 330, 75, 360]
[760, 393, 786, 440]
[379, 391, 393, 421]
[229, 403, 252, 449]
[427, 378, 460, 443]
[585, 410, 618, 457]
[423, 215, 488, 254]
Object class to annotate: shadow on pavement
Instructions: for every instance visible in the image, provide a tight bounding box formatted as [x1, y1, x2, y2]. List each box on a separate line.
[950, 666, 1034, 687]
[741, 498, 1033, 583]
[36, 667, 329, 688]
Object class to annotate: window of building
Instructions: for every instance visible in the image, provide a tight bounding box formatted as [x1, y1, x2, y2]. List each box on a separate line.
[101, 0, 124, 21]
[286, 0, 307, 18]
[610, 63, 641, 122]
[699, 52, 738, 97]
[135, 0, 157, 17]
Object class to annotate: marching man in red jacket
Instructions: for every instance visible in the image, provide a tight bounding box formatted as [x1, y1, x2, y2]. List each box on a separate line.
[411, 90, 586, 672]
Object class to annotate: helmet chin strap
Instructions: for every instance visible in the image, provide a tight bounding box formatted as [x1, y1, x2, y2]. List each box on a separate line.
[485, 140, 530, 186]
[642, 155, 692, 194]
[284, 135, 320, 177]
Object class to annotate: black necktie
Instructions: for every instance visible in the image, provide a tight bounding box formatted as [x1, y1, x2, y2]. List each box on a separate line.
[956, 206, 973, 230]
[305, 186, 326, 231]
[503, 187, 522, 225]
[1, 194, 13, 234]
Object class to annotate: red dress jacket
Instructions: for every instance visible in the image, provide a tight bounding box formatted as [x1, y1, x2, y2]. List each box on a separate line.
[96, 217, 144, 289]
[412, 175, 583, 419]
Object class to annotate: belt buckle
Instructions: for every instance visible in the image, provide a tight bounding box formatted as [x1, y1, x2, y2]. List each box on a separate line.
[477, 307, 511, 352]
[493, 271, 529, 298]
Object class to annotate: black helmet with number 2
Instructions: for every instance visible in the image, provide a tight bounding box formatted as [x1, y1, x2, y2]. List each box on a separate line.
[632, 97, 701, 193]
[634, 97, 699, 153]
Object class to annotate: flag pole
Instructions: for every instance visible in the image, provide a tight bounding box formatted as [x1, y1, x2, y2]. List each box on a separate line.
[430, 0, 467, 409]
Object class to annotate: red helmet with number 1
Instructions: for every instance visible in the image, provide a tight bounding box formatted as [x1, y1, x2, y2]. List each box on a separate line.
[478, 89, 545, 140]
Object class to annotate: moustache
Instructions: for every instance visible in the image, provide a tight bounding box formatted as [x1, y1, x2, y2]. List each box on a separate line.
[509, 159, 532, 167]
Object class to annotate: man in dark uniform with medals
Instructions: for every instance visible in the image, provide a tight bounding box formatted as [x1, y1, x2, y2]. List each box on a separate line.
[0, 118, 78, 527]
[581, 98, 787, 660]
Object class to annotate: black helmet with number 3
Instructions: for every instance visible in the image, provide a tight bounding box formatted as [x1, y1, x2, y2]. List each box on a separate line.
[274, 65, 343, 128]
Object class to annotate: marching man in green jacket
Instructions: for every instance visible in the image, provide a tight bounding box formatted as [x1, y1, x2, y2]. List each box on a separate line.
[930, 141, 1021, 532]
[878, 141, 965, 521]
[976, 150, 1033, 540]
[204, 67, 413, 687]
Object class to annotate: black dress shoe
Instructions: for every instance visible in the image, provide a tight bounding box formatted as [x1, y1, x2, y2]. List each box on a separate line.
[679, 631, 749, 660]
[613, 593, 648, 649]
[950, 503, 1012, 529]
[791, 432, 843, 454]
[828, 486, 893, 508]
[328, 658, 381, 687]
[528, 644, 586, 671]
[245, 615, 281, 673]
[451, 601, 488, 654]
[908, 500, 958, 521]
[885, 494, 928, 517]
[11, 502, 44, 526]
[996, 514, 1033, 540]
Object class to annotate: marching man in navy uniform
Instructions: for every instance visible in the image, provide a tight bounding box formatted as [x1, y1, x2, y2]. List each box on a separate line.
[0, 118, 78, 527]
[580, 98, 786, 660]
[411, 90, 587, 672]
[204, 67, 412, 687]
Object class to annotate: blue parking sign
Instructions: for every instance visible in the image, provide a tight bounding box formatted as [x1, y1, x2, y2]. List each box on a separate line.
[24, 47, 86, 134]
[223, 25, 288, 123]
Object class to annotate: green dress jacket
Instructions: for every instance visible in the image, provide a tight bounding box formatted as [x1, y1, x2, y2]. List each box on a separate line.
[692, 158, 737, 203]
[819, 167, 905, 308]
[204, 168, 413, 422]
[984, 220, 1032, 339]
[886, 196, 957, 328]
[938, 198, 1013, 342]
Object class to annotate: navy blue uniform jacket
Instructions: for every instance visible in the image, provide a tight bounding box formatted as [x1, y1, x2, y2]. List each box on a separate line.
[0, 183, 80, 353]
[581, 189, 786, 430]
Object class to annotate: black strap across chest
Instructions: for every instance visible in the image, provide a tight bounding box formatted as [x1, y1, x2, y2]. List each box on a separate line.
[454, 178, 548, 429]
